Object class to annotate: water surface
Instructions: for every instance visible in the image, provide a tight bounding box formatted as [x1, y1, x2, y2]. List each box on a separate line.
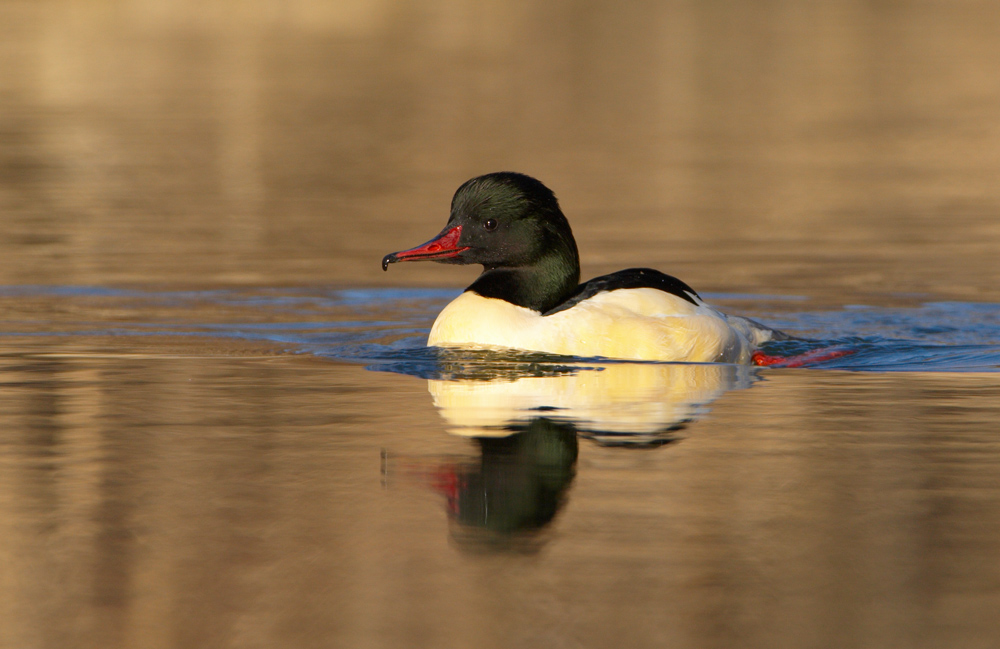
[2, 286, 1000, 649]
[3, 1, 1000, 648]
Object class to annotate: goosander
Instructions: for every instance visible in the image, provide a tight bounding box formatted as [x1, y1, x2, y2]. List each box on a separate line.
[382, 172, 787, 363]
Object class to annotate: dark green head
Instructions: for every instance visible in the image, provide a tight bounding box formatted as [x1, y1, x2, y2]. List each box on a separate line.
[383, 172, 581, 312]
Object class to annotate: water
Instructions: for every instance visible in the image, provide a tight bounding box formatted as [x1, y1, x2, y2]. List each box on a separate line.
[2, 286, 1000, 648]
[6, 285, 999, 372]
[4, 1, 1000, 647]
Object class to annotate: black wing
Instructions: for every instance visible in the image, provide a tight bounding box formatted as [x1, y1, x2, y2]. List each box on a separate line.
[544, 268, 701, 316]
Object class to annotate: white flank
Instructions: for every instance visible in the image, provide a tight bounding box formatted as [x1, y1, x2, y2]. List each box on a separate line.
[427, 289, 766, 363]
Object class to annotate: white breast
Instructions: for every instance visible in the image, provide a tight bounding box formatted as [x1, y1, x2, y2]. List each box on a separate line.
[427, 289, 760, 363]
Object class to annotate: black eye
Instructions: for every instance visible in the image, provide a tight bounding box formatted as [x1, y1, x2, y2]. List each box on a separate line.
[484, 218, 498, 231]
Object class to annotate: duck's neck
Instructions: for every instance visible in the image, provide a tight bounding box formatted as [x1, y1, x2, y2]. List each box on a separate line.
[467, 252, 580, 314]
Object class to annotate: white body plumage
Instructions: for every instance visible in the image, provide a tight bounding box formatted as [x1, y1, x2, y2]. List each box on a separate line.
[428, 288, 774, 363]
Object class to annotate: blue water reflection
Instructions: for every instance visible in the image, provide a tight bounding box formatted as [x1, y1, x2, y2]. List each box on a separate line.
[1, 285, 999, 372]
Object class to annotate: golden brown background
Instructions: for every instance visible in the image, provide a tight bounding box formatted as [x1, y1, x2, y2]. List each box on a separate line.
[2, 1, 998, 297]
[2, 2, 1000, 648]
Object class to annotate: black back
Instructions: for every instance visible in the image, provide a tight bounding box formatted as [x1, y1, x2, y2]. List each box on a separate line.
[543, 268, 700, 316]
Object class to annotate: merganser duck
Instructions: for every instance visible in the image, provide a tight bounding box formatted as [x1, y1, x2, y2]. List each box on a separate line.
[382, 172, 787, 363]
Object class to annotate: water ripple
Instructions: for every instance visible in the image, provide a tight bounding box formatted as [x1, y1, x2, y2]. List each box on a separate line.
[1, 286, 998, 372]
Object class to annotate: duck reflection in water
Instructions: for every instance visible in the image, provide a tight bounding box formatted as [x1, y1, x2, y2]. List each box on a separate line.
[382, 353, 758, 552]
[387, 417, 579, 554]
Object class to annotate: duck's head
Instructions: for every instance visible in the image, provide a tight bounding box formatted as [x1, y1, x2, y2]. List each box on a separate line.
[382, 172, 579, 274]
[382, 173, 580, 311]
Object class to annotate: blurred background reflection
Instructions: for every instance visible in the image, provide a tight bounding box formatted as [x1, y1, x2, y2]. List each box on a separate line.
[1, 0, 997, 296]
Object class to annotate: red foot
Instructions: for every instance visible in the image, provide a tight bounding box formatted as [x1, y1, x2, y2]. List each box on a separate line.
[752, 347, 854, 368]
